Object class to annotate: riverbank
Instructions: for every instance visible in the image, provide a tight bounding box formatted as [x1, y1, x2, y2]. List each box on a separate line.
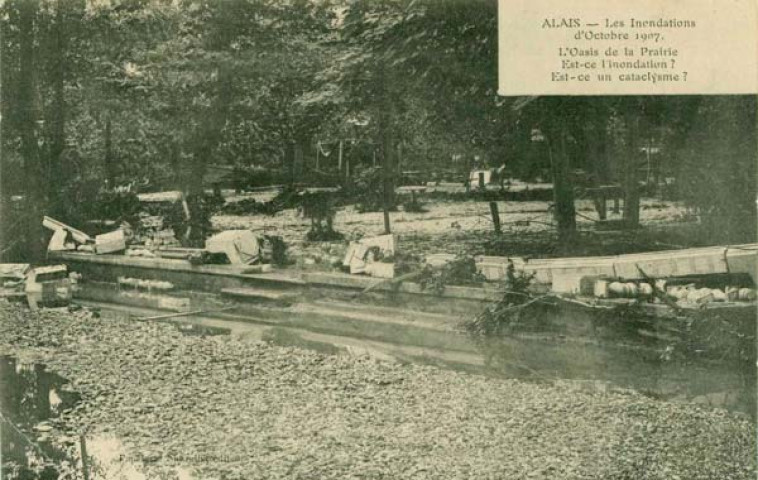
[0, 301, 755, 479]
[212, 197, 694, 262]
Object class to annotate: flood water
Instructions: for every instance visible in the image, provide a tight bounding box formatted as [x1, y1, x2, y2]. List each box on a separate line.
[94, 302, 757, 419]
[0, 355, 80, 479]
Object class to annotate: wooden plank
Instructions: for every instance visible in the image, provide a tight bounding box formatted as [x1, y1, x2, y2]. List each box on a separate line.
[135, 306, 237, 321]
[221, 288, 295, 303]
[613, 247, 728, 280]
[42, 216, 93, 244]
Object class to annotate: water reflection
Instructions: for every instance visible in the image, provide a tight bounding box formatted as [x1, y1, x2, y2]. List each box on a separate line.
[0, 355, 79, 479]
[174, 323, 229, 337]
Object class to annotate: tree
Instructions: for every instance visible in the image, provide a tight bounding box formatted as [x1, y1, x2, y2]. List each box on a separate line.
[674, 96, 756, 243]
[18, 0, 46, 260]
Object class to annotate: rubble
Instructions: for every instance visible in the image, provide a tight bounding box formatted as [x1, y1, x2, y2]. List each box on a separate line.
[343, 234, 396, 278]
[94, 229, 126, 254]
[0, 301, 754, 480]
[43, 216, 93, 244]
[43, 216, 126, 255]
[205, 230, 262, 265]
[0, 263, 30, 291]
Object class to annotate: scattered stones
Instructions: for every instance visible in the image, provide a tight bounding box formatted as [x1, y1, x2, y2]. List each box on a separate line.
[0, 300, 755, 479]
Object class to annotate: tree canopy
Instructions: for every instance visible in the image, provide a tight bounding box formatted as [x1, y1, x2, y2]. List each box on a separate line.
[0, 0, 755, 259]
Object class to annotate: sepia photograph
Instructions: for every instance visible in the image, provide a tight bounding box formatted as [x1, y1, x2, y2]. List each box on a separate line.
[0, 0, 756, 478]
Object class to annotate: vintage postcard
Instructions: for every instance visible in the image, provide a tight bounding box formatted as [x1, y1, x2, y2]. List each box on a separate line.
[0, 0, 756, 478]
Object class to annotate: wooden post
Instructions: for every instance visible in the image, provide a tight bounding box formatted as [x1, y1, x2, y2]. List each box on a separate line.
[397, 144, 402, 175]
[80, 434, 90, 480]
[338, 140, 343, 175]
[489, 202, 502, 234]
[465, 157, 472, 193]
[478, 172, 485, 190]
[286, 142, 296, 188]
[381, 140, 392, 234]
[382, 181, 391, 234]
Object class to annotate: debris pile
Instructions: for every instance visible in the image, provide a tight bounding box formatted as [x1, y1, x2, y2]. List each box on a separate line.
[43, 216, 126, 254]
[475, 245, 758, 310]
[0, 263, 76, 310]
[42, 210, 287, 267]
[0, 263, 30, 294]
[343, 234, 396, 278]
[133, 213, 180, 248]
[597, 279, 757, 305]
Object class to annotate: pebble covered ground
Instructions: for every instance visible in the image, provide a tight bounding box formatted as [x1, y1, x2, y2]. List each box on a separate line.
[212, 198, 693, 266]
[0, 301, 755, 480]
[213, 198, 689, 254]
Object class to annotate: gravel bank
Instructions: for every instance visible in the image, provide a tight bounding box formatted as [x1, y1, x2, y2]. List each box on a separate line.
[0, 301, 754, 479]
[212, 198, 689, 258]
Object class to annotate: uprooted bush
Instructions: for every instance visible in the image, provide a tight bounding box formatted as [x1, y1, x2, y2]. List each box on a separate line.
[220, 188, 302, 216]
[262, 234, 290, 266]
[301, 191, 344, 242]
[461, 263, 538, 337]
[158, 193, 225, 248]
[418, 256, 486, 295]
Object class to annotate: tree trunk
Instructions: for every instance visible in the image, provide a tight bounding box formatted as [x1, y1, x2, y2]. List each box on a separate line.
[104, 115, 115, 187]
[586, 117, 609, 220]
[546, 119, 576, 244]
[623, 113, 640, 228]
[337, 139, 343, 178]
[47, 0, 66, 203]
[296, 141, 305, 182]
[19, 0, 45, 261]
[587, 117, 609, 186]
[286, 142, 296, 188]
[380, 120, 393, 234]
[0, 9, 8, 260]
[377, 60, 393, 234]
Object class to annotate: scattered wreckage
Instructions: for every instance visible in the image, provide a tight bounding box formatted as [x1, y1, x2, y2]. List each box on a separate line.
[472, 244, 758, 314]
[11, 199, 758, 364]
[0, 263, 78, 310]
[42, 214, 281, 270]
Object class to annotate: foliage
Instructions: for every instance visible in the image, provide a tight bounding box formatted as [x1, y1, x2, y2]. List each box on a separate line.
[461, 262, 537, 337]
[301, 191, 343, 241]
[143, 193, 224, 248]
[401, 195, 427, 213]
[672, 96, 757, 243]
[220, 187, 302, 216]
[381, 251, 423, 275]
[418, 256, 485, 295]
[347, 166, 396, 213]
[302, 0, 510, 178]
[263, 234, 289, 266]
[52, 188, 142, 230]
[0, 0, 755, 260]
